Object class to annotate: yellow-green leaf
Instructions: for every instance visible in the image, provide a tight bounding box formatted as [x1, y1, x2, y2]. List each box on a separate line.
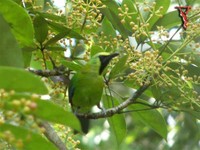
[33, 100, 81, 132]
[33, 15, 48, 44]
[131, 100, 168, 140]
[0, 123, 57, 150]
[103, 96, 127, 145]
[0, 67, 48, 94]
[0, 0, 34, 46]
[0, 15, 24, 68]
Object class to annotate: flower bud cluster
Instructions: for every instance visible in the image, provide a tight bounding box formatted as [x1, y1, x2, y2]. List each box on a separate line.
[128, 50, 163, 86]
[66, 0, 106, 31]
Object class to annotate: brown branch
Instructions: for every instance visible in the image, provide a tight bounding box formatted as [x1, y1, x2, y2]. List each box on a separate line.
[41, 122, 67, 150]
[28, 68, 66, 77]
[77, 83, 151, 119]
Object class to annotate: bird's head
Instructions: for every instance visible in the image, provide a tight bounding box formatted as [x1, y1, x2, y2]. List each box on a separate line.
[92, 52, 119, 75]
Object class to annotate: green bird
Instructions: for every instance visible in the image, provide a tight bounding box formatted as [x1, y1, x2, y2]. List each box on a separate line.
[68, 52, 119, 133]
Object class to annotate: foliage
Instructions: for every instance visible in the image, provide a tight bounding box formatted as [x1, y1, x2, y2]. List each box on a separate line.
[0, 0, 200, 149]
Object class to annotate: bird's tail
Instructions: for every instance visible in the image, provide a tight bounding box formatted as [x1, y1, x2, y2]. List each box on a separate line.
[76, 116, 90, 134]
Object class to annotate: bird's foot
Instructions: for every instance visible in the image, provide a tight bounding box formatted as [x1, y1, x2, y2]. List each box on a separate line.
[97, 104, 106, 115]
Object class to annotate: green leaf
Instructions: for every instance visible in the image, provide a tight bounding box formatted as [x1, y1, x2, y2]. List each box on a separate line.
[167, 62, 200, 78]
[29, 51, 44, 69]
[124, 78, 137, 88]
[164, 41, 200, 66]
[101, 0, 119, 14]
[34, 0, 44, 9]
[186, 110, 200, 120]
[177, 101, 200, 120]
[22, 50, 32, 68]
[0, 15, 24, 68]
[46, 46, 66, 51]
[11, 0, 22, 4]
[45, 29, 84, 47]
[101, 17, 116, 38]
[151, 85, 162, 100]
[33, 15, 48, 44]
[152, 11, 181, 30]
[131, 100, 168, 140]
[194, 84, 200, 96]
[121, 0, 138, 31]
[103, 96, 127, 145]
[0, 67, 48, 94]
[90, 45, 105, 57]
[0, 123, 57, 150]
[39, 12, 66, 22]
[194, 36, 200, 43]
[151, 83, 182, 105]
[100, 1, 130, 39]
[22, 46, 38, 52]
[186, 0, 197, 5]
[109, 55, 128, 79]
[47, 21, 84, 39]
[108, 114, 126, 145]
[62, 60, 82, 72]
[33, 100, 81, 131]
[2, 93, 81, 131]
[148, 0, 170, 30]
[0, 0, 34, 46]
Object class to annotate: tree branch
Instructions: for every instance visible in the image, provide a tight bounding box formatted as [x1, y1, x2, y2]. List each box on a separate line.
[28, 68, 66, 77]
[40, 122, 67, 150]
[77, 83, 151, 119]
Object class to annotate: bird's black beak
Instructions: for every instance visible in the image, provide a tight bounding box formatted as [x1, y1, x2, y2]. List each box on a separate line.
[99, 53, 119, 75]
